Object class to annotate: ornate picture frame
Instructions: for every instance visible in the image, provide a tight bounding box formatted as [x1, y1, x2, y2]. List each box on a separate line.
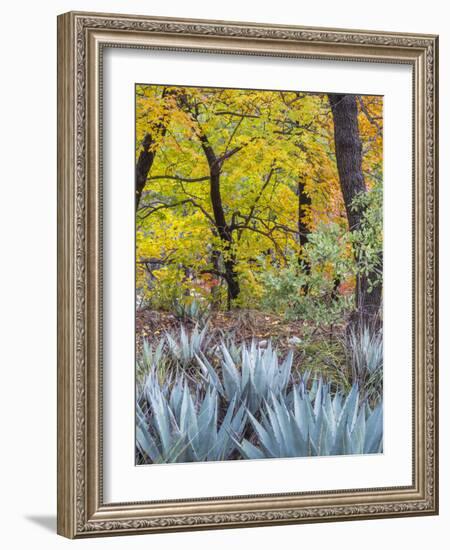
[57, 11, 438, 538]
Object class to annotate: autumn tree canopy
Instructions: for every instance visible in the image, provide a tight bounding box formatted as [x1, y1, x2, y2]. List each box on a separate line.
[135, 85, 383, 325]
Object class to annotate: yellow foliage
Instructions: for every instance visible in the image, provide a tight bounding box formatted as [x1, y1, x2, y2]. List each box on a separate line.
[135, 85, 383, 309]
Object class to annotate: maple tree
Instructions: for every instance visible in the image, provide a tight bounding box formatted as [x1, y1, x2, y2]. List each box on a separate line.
[135, 85, 383, 325]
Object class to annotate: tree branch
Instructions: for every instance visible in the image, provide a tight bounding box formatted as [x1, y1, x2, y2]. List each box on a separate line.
[138, 198, 215, 225]
[358, 96, 382, 132]
[147, 175, 210, 183]
[237, 165, 277, 228]
[230, 222, 287, 261]
[214, 110, 260, 118]
[216, 136, 258, 165]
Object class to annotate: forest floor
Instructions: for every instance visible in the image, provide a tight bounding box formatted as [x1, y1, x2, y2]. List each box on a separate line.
[136, 308, 347, 373]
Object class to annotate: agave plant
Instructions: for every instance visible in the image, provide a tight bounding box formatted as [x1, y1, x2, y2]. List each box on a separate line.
[137, 361, 172, 404]
[215, 332, 241, 364]
[137, 338, 169, 388]
[238, 382, 383, 459]
[197, 340, 293, 413]
[165, 324, 211, 368]
[346, 324, 383, 401]
[137, 379, 247, 463]
[172, 298, 211, 327]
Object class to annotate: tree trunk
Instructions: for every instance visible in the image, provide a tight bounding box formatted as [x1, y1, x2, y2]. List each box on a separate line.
[297, 178, 311, 269]
[355, 260, 382, 323]
[296, 177, 312, 294]
[135, 133, 156, 210]
[210, 248, 222, 309]
[176, 93, 241, 307]
[199, 135, 240, 306]
[297, 179, 310, 248]
[328, 93, 382, 325]
[135, 89, 170, 210]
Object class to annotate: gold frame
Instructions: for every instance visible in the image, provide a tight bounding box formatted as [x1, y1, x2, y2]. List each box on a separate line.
[57, 11, 439, 538]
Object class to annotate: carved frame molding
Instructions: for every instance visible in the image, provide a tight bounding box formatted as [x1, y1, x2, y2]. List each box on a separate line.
[57, 11, 438, 538]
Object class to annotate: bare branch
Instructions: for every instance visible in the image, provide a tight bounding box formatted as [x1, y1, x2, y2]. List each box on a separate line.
[147, 175, 210, 183]
[236, 165, 277, 228]
[138, 198, 215, 225]
[358, 96, 383, 132]
[230, 222, 287, 261]
[214, 110, 260, 118]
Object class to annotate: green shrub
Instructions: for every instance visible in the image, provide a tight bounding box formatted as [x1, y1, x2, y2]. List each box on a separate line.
[258, 223, 355, 326]
[349, 180, 383, 293]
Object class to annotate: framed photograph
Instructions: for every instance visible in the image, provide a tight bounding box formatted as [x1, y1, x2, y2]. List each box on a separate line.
[57, 11, 439, 538]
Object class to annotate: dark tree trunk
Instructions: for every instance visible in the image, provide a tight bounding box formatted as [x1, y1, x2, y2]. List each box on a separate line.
[328, 93, 382, 325]
[135, 133, 156, 210]
[296, 177, 312, 294]
[199, 135, 240, 306]
[297, 178, 311, 270]
[328, 94, 367, 229]
[176, 92, 241, 307]
[355, 260, 382, 323]
[135, 89, 170, 211]
[210, 248, 222, 309]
